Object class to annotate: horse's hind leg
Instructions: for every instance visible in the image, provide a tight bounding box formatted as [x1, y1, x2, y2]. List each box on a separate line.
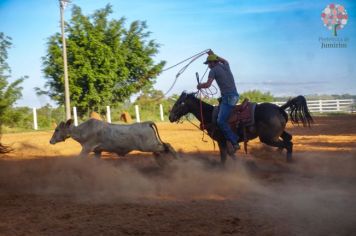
[281, 131, 292, 142]
[277, 131, 292, 148]
[281, 131, 293, 161]
[260, 136, 293, 162]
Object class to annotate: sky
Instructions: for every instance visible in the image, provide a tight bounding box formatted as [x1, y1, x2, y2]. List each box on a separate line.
[0, 0, 355, 108]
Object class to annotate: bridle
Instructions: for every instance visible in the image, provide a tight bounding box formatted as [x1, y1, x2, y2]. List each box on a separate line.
[172, 92, 214, 144]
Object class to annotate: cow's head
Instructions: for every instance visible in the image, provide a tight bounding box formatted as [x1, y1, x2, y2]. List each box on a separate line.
[49, 119, 74, 144]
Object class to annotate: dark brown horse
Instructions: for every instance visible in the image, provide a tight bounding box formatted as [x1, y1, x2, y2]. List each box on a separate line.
[169, 92, 313, 164]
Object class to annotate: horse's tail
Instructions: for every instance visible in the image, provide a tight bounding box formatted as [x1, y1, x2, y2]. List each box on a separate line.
[280, 95, 313, 127]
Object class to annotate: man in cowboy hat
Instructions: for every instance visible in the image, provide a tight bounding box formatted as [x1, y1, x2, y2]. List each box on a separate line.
[197, 49, 240, 154]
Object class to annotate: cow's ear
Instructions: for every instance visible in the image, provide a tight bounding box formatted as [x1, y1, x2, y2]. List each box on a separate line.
[58, 121, 65, 128]
[65, 119, 74, 127]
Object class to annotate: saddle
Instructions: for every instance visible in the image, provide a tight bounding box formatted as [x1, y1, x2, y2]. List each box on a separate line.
[212, 98, 256, 127]
[228, 99, 256, 127]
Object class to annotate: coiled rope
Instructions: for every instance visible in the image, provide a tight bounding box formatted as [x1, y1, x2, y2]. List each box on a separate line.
[160, 49, 210, 97]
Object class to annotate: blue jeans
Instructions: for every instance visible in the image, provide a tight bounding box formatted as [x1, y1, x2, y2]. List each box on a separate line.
[217, 93, 239, 145]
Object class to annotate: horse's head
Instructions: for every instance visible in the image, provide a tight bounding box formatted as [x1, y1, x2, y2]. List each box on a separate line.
[169, 92, 192, 122]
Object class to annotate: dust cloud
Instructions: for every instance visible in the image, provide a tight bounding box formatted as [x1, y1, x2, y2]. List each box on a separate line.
[1, 151, 356, 235]
[0, 155, 265, 201]
[247, 150, 356, 235]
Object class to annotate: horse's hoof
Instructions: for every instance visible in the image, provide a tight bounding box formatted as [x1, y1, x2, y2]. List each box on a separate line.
[245, 160, 258, 171]
[286, 153, 293, 163]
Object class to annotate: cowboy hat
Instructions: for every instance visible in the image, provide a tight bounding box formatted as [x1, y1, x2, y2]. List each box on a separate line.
[203, 54, 218, 64]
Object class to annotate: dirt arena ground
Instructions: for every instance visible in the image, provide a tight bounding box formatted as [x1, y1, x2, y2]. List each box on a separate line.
[1, 115, 356, 235]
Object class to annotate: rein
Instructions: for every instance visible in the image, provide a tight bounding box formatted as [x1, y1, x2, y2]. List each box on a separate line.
[180, 92, 217, 149]
[183, 114, 216, 150]
[197, 90, 208, 142]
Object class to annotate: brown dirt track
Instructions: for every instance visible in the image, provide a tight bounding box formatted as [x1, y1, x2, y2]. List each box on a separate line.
[1, 115, 356, 236]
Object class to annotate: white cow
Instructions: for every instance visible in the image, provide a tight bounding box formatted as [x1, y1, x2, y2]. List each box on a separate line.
[50, 119, 177, 161]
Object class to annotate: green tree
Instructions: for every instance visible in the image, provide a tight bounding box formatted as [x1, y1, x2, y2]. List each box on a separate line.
[240, 90, 274, 103]
[135, 88, 164, 106]
[0, 33, 24, 118]
[0, 32, 24, 153]
[1, 107, 32, 130]
[40, 4, 165, 115]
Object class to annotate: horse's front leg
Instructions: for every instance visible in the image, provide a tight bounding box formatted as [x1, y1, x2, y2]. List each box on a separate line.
[218, 142, 228, 165]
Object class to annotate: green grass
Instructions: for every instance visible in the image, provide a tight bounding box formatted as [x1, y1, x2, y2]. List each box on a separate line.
[2, 125, 54, 134]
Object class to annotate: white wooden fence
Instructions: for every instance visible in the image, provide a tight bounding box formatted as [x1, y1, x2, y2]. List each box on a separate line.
[273, 99, 355, 113]
[32, 99, 355, 129]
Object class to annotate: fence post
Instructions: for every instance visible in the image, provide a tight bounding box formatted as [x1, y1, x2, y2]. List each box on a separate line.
[159, 104, 164, 121]
[73, 107, 78, 126]
[135, 105, 140, 123]
[319, 100, 323, 113]
[106, 106, 111, 123]
[33, 107, 38, 130]
[336, 100, 340, 111]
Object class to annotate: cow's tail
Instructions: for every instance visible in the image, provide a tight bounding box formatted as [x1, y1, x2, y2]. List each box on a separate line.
[280, 95, 313, 127]
[149, 122, 165, 144]
[149, 122, 178, 159]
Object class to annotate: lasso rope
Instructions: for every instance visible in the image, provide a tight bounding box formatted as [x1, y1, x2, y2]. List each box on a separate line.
[145, 49, 220, 101]
[161, 49, 210, 97]
[152, 49, 219, 148]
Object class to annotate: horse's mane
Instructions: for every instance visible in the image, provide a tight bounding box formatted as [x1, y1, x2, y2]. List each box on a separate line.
[186, 92, 214, 108]
[185, 92, 214, 121]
